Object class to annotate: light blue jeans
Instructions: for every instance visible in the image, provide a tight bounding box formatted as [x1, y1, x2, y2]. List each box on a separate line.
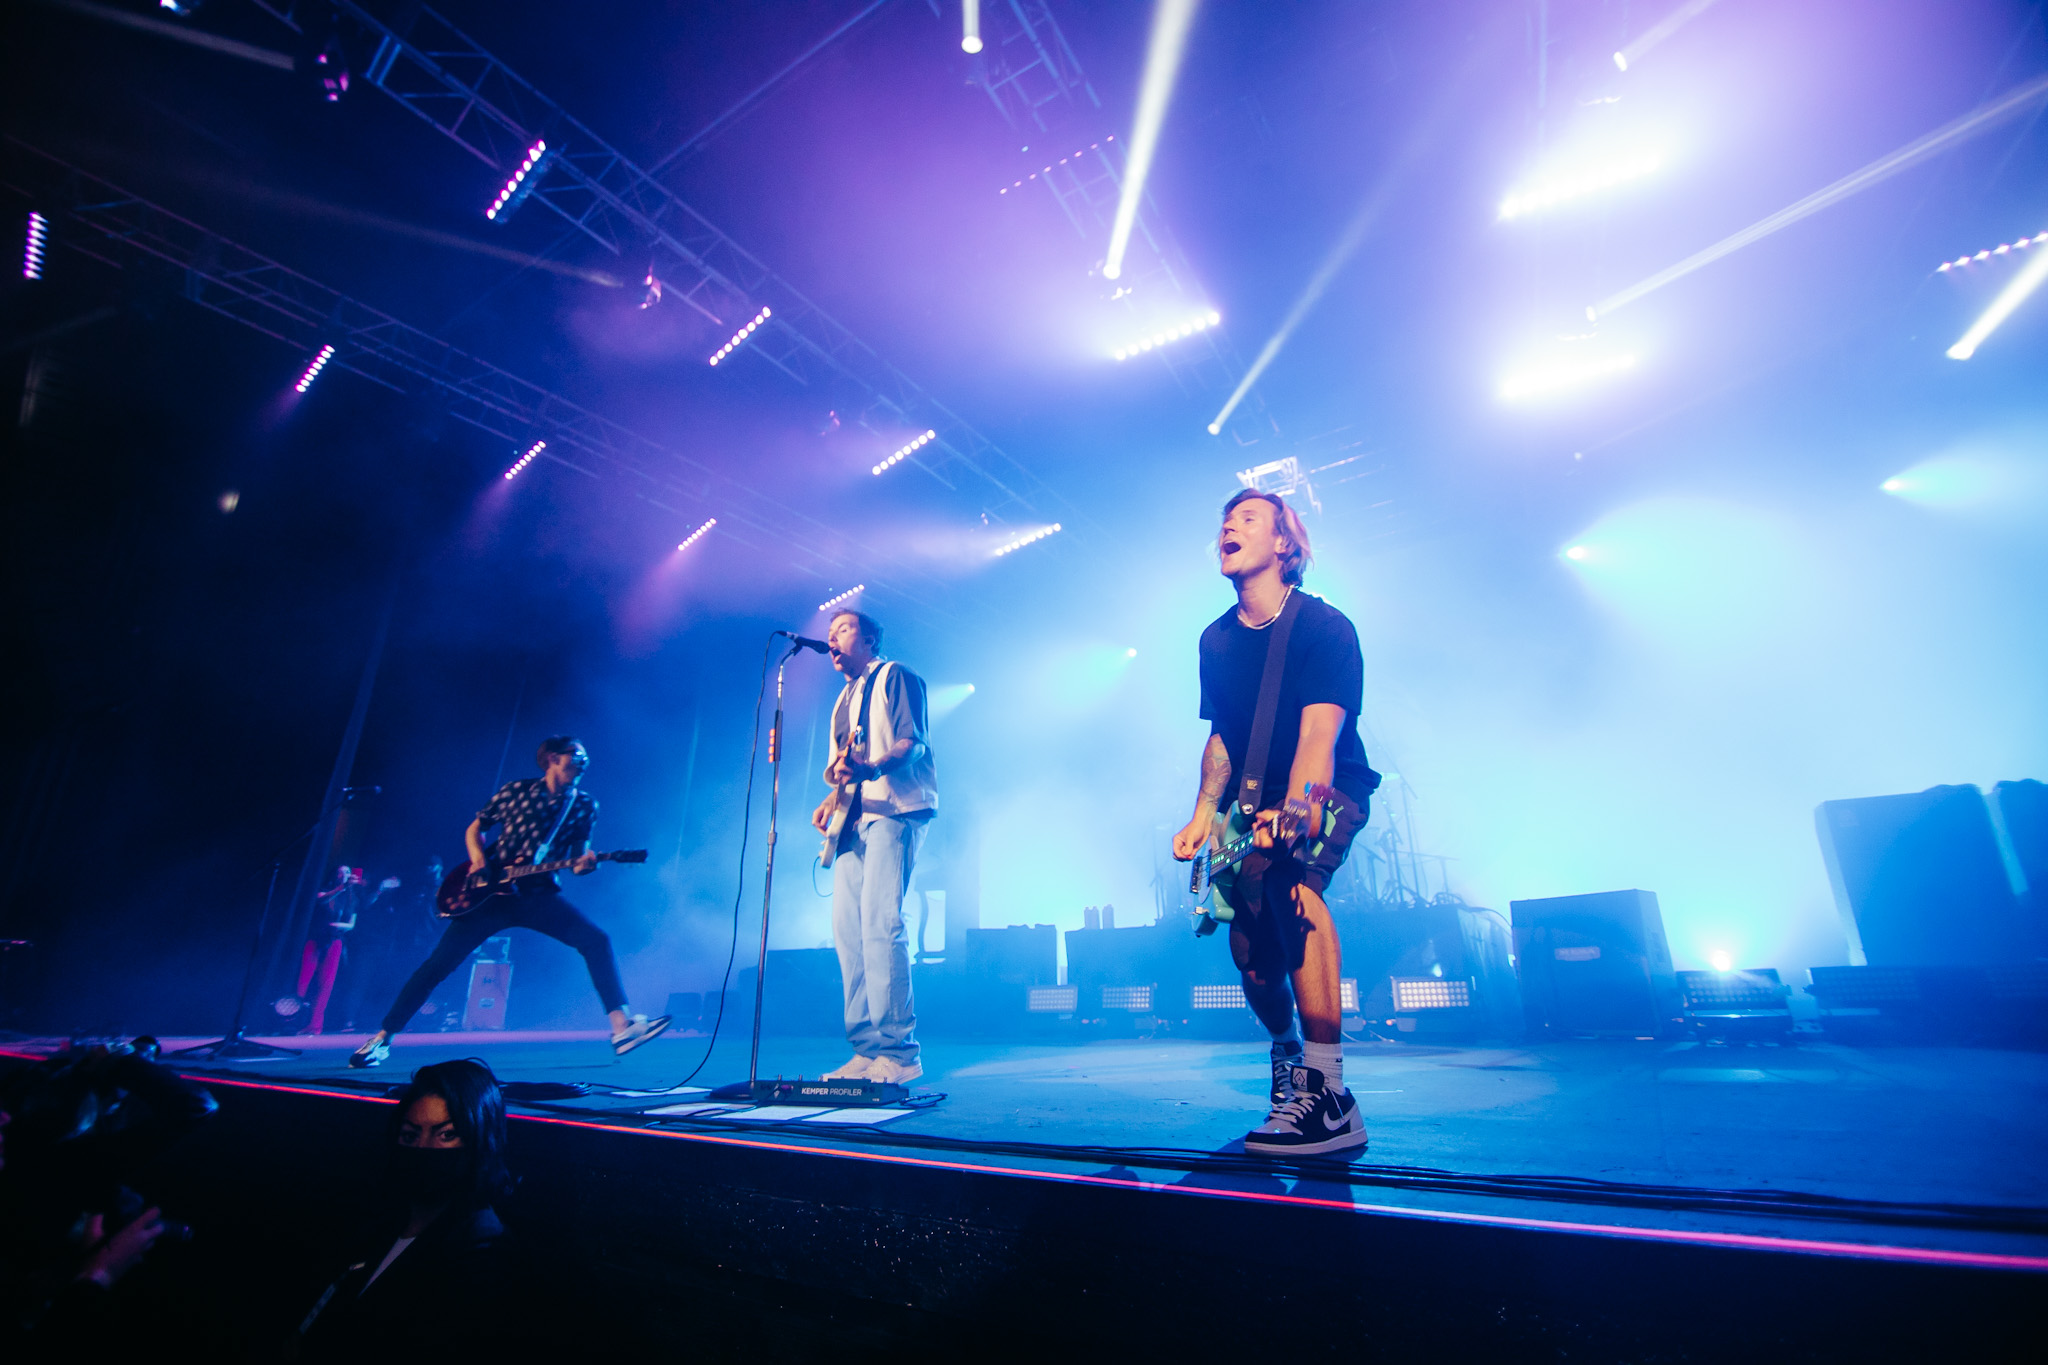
[831, 814, 927, 1063]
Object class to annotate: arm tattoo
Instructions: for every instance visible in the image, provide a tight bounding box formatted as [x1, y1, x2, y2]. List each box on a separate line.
[1197, 734, 1232, 807]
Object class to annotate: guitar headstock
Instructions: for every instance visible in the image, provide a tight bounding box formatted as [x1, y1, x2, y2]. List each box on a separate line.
[612, 849, 650, 864]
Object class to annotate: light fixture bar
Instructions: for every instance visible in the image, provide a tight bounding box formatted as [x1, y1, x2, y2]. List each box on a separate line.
[1936, 230, 2047, 272]
[677, 518, 716, 551]
[818, 584, 865, 612]
[993, 523, 1062, 557]
[998, 137, 1115, 196]
[486, 138, 550, 221]
[503, 439, 546, 480]
[872, 429, 935, 476]
[1114, 309, 1221, 361]
[23, 211, 47, 280]
[293, 343, 336, 393]
[709, 305, 772, 366]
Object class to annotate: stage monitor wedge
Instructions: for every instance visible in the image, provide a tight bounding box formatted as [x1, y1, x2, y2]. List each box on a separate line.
[1509, 889, 1678, 1038]
[1815, 786, 2023, 967]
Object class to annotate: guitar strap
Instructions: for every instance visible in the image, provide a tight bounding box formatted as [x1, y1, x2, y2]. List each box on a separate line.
[1234, 588, 1305, 818]
[532, 784, 580, 865]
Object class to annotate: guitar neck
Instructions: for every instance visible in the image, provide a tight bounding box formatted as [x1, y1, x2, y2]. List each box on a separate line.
[499, 850, 617, 879]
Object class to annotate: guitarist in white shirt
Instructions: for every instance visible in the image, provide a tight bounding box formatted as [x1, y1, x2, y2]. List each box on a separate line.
[809, 611, 937, 1085]
[348, 736, 669, 1068]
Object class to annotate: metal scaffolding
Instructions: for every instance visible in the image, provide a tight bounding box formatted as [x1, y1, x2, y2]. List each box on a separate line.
[246, 0, 1072, 527]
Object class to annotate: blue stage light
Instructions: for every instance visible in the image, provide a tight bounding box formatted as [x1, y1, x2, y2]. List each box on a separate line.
[1564, 545, 1589, 561]
[676, 518, 716, 552]
[818, 584, 865, 612]
[1113, 309, 1220, 361]
[503, 439, 546, 481]
[709, 306, 772, 367]
[22, 211, 47, 280]
[293, 344, 335, 393]
[1710, 950, 1733, 972]
[993, 523, 1061, 557]
[1124, 647, 1137, 658]
[873, 429, 935, 475]
[485, 138, 551, 222]
[961, 0, 982, 53]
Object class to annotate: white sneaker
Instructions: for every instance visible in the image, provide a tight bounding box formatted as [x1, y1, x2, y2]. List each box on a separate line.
[611, 1014, 671, 1057]
[821, 1055, 875, 1080]
[865, 1055, 922, 1085]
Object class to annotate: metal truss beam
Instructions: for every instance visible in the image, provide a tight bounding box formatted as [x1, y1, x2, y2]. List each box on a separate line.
[1, 138, 972, 606]
[246, 0, 1069, 527]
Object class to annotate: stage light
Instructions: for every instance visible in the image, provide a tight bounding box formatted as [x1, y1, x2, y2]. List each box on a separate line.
[1103, 0, 1199, 281]
[503, 439, 546, 480]
[22, 211, 47, 279]
[1612, 0, 1721, 74]
[1936, 231, 2046, 272]
[1499, 352, 1636, 401]
[1612, 52, 1627, 72]
[1112, 309, 1221, 360]
[1881, 477, 1905, 493]
[997, 138, 1113, 196]
[1946, 243, 2048, 359]
[293, 343, 335, 393]
[708, 305, 772, 366]
[485, 138, 550, 222]
[218, 490, 239, 513]
[961, 0, 982, 53]
[818, 584, 865, 612]
[676, 518, 716, 552]
[1564, 544, 1589, 561]
[1710, 950, 1733, 972]
[872, 429, 935, 475]
[1499, 151, 1662, 221]
[992, 522, 1062, 557]
[1124, 647, 1137, 658]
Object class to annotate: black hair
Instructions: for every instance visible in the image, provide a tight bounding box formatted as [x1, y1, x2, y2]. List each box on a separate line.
[386, 1059, 512, 1208]
[831, 610, 883, 653]
[534, 735, 582, 770]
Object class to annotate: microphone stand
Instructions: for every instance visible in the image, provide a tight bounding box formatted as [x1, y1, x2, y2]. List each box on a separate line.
[711, 638, 806, 1102]
[172, 792, 360, 1062]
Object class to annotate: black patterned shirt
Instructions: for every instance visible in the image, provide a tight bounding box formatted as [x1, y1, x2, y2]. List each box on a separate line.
[475, 778, 598, 876]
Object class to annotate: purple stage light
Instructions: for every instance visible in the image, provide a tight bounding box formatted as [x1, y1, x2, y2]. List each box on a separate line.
[676, 518, 716, 552]
[503, 439, 546, 481]
[22, 211, 47, 280]
[708, 306, 772, 366]
[486, 138, 550, 221]
[293, 344, 336, 393]
[872, 429, 935, 476]
[818, 584, 865, 612]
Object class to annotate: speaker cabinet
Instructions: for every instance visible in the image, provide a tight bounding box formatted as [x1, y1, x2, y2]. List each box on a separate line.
[462, 962, 512, 1030]
[1815, 786, 2023, 966]
[1510, 889, 1678, 1038]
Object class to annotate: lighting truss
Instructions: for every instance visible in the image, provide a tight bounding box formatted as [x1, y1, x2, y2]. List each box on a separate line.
[485, 137, 550, 221]
[1235, 456, 1319, 513]
[676, 518, 715, 551]
[872, 429, 934, 476]
[502, 438, 545, 480]
[708, 305, 770, 366]
[1937, 230, 2047, 272]
[244, 0, 1067, 530]
[1114, 309, 1220, 361]
[0, 140, 893, 587]
[22, 210, 46, 279]
[293, 343, 336, 392]
[993, 523, 1061, 557]
[817, 584, 864, 612]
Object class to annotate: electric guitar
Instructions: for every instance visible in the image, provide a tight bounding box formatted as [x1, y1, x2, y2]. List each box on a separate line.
[816, 724, 865, 867]
[1189, 782, 1360, 931]
[436, 849, 648, 918]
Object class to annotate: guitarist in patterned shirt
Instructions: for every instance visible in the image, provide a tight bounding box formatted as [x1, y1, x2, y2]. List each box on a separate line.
[348, 736, 669, 1068]
[1172, 491, 1379, 1155]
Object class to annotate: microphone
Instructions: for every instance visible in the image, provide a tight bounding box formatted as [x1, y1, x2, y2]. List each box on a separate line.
[774, 631, 830, 654]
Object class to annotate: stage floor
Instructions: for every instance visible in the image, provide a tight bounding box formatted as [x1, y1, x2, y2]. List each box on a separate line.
[116, 1025, 2048, 1270]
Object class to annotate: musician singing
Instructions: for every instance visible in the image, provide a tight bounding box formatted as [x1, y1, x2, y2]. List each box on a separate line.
[348, 737, 668, 1068]
[1172, 491, 1379, 1155]
[809, 611, 936, 1085]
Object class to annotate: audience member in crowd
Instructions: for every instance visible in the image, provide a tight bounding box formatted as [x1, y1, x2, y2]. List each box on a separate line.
[295, 1058, 516, 1357]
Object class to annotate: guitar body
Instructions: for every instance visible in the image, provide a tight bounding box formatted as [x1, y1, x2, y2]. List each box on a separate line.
[436, 849, 648, 918]
[817, 724, 865, 868]
[1195, 785, 1363, 930]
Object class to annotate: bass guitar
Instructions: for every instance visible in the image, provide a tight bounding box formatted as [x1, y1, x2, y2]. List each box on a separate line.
[1190, 782, 1360, 932]
[816, 723, 865, 868]
[436, 849, 648, 918]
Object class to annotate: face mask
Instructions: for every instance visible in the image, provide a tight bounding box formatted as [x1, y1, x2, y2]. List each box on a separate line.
[386, 1144, 470, 1203]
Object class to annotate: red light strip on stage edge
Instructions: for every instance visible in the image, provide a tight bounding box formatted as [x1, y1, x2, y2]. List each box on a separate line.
[709, 307, 772, 366]
[503, 439, 546, 480]
[677, 518, 715, 551]
[873, 430, 934, 476]
[294, 344, 335, 393]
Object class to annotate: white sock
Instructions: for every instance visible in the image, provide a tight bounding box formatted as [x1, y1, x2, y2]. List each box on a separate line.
[1303, 1041, 1344, 1093]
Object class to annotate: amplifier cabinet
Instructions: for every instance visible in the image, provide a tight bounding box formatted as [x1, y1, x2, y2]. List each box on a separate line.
[1509, 889, 1679, 1038]
[1816, 786, 2023, 966]
[462, 962, 512, 1031]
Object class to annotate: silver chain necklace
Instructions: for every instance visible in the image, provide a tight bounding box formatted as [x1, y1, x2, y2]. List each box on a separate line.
[1237, 584, 1294, 630]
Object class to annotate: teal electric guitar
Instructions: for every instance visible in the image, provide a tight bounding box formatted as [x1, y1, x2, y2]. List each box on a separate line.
[1190, 782, 1359, 932]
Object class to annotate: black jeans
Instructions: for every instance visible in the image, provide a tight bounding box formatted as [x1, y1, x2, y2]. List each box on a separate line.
[378, 883, 626, 1034]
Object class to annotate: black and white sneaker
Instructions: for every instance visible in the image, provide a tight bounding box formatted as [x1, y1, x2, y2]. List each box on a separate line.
[611, 1013, 671, 1057]
[347, 1036, 390, 1069]
[1243, 1065, 1368, 1157]
[1270, 1042, 1304, 1107]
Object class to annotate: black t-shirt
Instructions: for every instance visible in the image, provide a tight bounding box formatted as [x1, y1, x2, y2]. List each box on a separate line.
[1199, 591, 1377, 810]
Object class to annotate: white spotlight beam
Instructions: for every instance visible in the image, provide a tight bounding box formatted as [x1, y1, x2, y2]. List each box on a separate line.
[1947, 244, 2048, 359]
[1613, 0, 1721, 72]
[1102, 0, 1199, 282]
[961, 0, 982, 54]
[1588, 72, 2048, 320]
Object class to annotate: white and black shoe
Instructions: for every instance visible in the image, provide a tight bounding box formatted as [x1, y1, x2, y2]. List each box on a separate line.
[347, 1036, 390, 1069]
[1243, 1065, 1368, 1157]
[611, 1014, 671, 1057]
[1270, 1041, 1304, 1107]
